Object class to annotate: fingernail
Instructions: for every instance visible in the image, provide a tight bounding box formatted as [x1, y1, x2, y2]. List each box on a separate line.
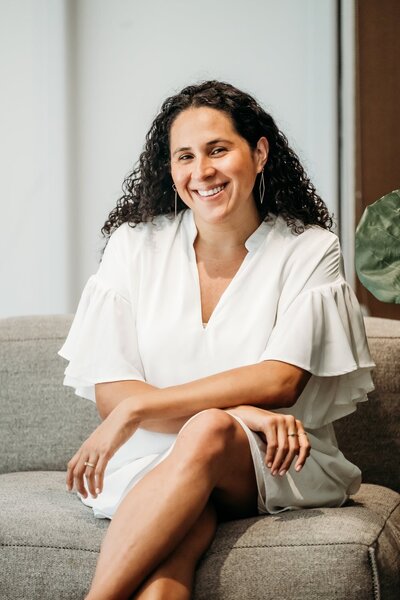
[295, 465, 302, 472]
[272, 470, 277, 476]
[267, 462, 272, 468]
[66, 485, 70, 492]
[279, 469, 286, 476]
[95, 488, 100, 495]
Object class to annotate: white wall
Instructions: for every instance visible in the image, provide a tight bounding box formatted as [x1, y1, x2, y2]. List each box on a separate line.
[0, 0, 70, 317]
[0, 0, 338, 317]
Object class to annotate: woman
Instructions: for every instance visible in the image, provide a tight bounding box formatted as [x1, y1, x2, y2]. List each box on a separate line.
[59, 81, 375, 600]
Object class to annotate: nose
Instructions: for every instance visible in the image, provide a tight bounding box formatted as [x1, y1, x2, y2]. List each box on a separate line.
[192, 156, 216, 181]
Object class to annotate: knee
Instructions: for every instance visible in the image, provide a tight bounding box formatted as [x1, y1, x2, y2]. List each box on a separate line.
[174, 409, 237, 463]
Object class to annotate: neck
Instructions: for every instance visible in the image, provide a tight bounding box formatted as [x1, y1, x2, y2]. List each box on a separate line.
[192, 206, 261, 259]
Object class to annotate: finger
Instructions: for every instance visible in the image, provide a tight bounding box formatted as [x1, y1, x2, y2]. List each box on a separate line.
[270, 420, 289, 475]
[295, 425, 311, 471]
[94, 454, 109, 495]
[279, 430, 300, 475]
[264, 421, 278, 468]
[66, 451, 80, 491]
[73, 458, 90, 498]
[84, 456, 98, 498]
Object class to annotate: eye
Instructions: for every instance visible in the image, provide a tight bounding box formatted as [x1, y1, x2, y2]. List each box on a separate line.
[211, 147, 226, 156]
[178, 154, 193, 161]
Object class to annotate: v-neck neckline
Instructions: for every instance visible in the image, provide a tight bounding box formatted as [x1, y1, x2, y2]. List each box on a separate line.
[181, 210, 270, 331]
[183, 209, 269, 253]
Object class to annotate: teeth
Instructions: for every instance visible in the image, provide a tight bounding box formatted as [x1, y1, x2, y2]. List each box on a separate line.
[197, 185, 225, 197]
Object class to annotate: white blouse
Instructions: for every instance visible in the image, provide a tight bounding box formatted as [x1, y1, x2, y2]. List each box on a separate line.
[59, 209, 375, 518]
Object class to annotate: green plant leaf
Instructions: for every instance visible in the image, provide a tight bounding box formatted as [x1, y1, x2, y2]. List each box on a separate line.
[355, 189, 400, 304]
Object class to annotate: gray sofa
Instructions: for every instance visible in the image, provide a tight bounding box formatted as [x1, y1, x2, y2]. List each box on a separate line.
[0, 315, 399, 600]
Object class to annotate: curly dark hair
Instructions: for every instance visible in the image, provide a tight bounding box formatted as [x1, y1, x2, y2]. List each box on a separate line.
[102, 81, 333, 237]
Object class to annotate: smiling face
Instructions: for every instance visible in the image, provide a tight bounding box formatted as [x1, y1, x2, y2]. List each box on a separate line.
[170, 107, 268, 226]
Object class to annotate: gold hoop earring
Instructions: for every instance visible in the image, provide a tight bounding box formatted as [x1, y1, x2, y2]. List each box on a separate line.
[259, 170, 265, 205]
[172, 184, 178, 218]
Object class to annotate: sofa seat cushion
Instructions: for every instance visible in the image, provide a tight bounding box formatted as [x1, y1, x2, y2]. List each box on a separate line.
[0, 471, 106, 600]
[0, 473, 399, 600]
[195, 484, 400, 600]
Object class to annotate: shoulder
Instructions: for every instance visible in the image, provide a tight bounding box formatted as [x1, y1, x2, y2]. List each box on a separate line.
[267, 216, 343, 287]
[105, 214, 179, 256]
[96, 215, 179, 297]
[270, 216, 340, 265]
[272, 216, 339, 251]
[108, 214, 177, 244]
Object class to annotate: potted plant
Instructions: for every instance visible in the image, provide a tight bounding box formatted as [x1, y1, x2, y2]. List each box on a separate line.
[355, 189, 400, 304]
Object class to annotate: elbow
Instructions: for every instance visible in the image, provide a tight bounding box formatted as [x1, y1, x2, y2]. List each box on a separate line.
[95, 389, 113, 420]
[270, 386, 298, 408]
[264, 376, 311, 409]
[281, 372, 312, 407]
[258, 386, 297, 409]
[284, 389, 299, 408]
[256, 361, 312, 409]
[96, 399, 109, 420]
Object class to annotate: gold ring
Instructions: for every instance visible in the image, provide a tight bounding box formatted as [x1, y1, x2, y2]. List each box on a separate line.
[298, 432, 308, 437]
[287, 432, 298, 437]
[84, 461, 95, 468]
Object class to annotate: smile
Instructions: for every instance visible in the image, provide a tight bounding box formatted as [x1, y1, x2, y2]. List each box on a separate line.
[196, 184, 227, 198]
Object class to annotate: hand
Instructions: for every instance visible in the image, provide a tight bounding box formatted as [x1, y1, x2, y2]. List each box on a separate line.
[66, 401, 140, 499]
[226, 405, 311, 476]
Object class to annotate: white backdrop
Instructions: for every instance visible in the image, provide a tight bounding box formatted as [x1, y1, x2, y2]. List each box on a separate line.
[0, 0, 338, 317]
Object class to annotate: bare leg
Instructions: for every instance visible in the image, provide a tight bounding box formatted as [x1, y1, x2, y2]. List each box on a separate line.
[133, 502, 217, 600]
[86, 409, 258, 600]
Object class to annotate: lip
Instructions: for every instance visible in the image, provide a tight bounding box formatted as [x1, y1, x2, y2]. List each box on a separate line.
[191, 183, 228, 199]
[192, 183, 228, 192]
[193, 181, 227, 192]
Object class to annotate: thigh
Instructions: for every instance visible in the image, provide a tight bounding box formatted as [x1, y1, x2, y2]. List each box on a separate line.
[174, 409, 259, 521]
[211, 419, 259, 521]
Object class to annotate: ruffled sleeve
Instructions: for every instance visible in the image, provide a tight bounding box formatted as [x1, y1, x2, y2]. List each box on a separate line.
[258, 233, 375, 428]
[58, 225, 145, 402]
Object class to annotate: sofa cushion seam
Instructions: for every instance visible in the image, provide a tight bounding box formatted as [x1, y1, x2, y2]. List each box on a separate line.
[0, 542, 99, 553]
[207, 541, 372, 556]
[0, 336, 66, 343]
[369, 497, 400, 546]
[367, 335, 400, 340]
[367, 546, 381, 600]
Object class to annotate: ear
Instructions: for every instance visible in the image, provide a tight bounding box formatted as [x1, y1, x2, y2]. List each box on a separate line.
[255, 137, 269, 172]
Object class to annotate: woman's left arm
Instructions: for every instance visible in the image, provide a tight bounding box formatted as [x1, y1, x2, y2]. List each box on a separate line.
[67, 360, 310, 497]
[129, 359, 311, 422]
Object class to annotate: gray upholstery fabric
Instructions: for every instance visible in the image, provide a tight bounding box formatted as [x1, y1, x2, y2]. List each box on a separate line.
[194, 484, 400, 600]
[1, 314, 400, 600]
[0, 473, 398, 600]
[0, 471, 105, 600]
[0, 315, 99, 474]
[335, 317, 400, 493]
[2, 314, 399, 492]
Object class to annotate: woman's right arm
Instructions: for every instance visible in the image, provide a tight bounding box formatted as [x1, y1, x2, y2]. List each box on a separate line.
[95, 381, 190, 433]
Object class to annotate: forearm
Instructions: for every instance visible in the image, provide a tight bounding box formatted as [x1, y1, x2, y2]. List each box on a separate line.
[125, 361, 310, 423]
[95, 380, 190, 432]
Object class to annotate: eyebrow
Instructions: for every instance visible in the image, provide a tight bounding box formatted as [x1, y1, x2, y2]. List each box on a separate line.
[172, 138, 233, 156]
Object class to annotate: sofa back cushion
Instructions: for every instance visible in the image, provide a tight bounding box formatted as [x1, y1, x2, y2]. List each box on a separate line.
[0, 315, 399, 493]
[335, 316, 400, 493]
[0, 315, 99, 474]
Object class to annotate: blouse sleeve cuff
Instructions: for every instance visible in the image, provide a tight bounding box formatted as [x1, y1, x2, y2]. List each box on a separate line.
[258, 280, 375, 428]
[58, 274, 146, 402]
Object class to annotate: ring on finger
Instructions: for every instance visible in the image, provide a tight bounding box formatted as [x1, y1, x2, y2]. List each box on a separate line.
[297, 432, 308, 437]
[84, 461, 96, 468]
[287, 432, 298, 437]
